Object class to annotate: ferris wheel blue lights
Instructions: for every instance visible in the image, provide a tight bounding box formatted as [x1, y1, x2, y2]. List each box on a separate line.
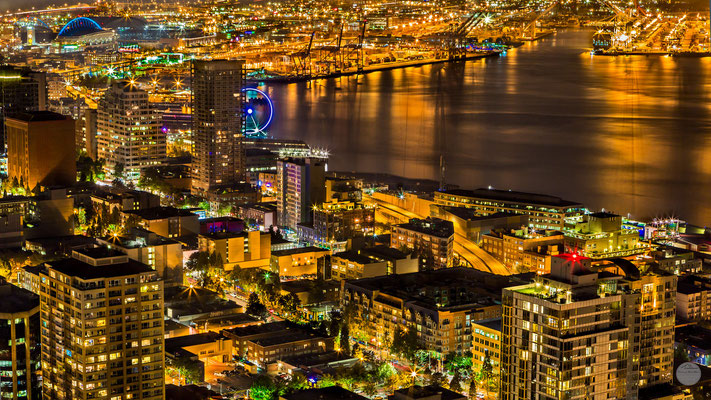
[242, 87, 273, 138]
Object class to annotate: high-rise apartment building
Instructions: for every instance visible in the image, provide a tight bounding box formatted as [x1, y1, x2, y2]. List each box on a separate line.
[341, 268, 515, 356]
[276, 157, 326, 229]
[40, 247, 165, 400]
[97, 82, 165, 181]
[0, 65, 47, 152]
[0, 281, 41, 400]
[6, 111, 76, 191]
[500, 254, 676, 400]
[191, 60, 246, 194]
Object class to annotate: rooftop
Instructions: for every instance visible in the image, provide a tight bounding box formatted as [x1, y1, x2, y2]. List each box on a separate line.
[245, 148, 275, 157]
[73, 246, 126, 259]
[223, 321, 290, 337]
[394, 217, 454, 238]
[359, 245, 410, 261]
[279, 350, 355, 368]
[165, 332, 223, 354]
[282, 387, 368, 400]
[344, 267, 520, 310]
[165, 384, 222, 400]
[272, 246, 329, 257]
[192, 313, 258, 327]
[222, 321, 327, 344]
[7, 111, 72, 122]
[438, 188, 581, 208]
[45, 257, 154, 280]
[675, 325, 711, 350]
[588, 211, 620, 219]
[241, 202, 277, 212]
[332, 250, 374, 265]
[441, 207, 521, 222]
[123, 206, 197, 220]
[251, 330, 324, 347]
[101, 228, 179, 249]
[473, 317, 502, 332]
[199, 231, 249, 240]
[391, 385, 466, 400]
[0, 282, 39, 314]
[281, 279, 339, 293]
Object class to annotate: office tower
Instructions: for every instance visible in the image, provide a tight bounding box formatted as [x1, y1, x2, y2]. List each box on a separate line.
[276, 157, 326, 229]
[5, 111, 76, 191]
[500, 254, 676, 400]
[97, 82, 165, 181]
[0, 281, 41, 400]
[191, 60, 246, 195]
[40, 248, 165, 400]
[0, 65, 47, 152]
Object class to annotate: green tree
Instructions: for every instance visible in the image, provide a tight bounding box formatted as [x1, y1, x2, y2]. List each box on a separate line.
[307, 278, 327, 304]
[363, 381, 377, 398]
[444, 351, 474, 377]
[449, 371, 463, 393]
[246, 292, 268, 320]
[284, 372, 309, 393]
[250, 375, 277, 400]
[168, 357, 201, 385]
[339, 324, 351, 355]
[428, 372, 445, 387]
[317, 373, 337, 388]
[674, 343, 690, 362]
[113, 162, 125, 180]
[479, 352, 493, 383]
[74, 207, 87, 227]
[374, 361, 395, 383]
[278, 293, 302, 320]
[390, 326, 420, 362]
[76, 152, 105, 182]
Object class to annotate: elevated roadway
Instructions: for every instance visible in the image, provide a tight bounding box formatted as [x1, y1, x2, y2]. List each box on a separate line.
[364, 193, 512, 276]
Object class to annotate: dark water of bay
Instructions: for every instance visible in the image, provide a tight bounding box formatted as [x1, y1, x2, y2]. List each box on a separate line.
[264, 29, 711, 225]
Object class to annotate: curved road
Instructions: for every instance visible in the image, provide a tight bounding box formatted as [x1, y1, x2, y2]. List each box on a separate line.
[364, 194, 512, 275]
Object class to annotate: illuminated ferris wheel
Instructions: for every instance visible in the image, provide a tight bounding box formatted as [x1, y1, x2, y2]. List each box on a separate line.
[243, 88, 273, 138]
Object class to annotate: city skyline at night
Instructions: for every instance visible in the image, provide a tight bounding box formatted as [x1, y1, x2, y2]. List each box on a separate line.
[0, 0, 710, 399]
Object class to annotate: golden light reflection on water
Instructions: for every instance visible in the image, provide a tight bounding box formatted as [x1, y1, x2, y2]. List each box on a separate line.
[267, 29, 711, 224]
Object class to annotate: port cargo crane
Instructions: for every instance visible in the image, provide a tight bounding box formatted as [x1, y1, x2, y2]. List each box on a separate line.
[291, 31, 315, 76]
[447, 12, 484, 59]
[313, 24, 344, 74]
[520, 0, 559, 39]
[357, 20, 367, 73]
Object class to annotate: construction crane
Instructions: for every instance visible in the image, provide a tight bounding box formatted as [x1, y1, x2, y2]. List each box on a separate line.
[291, 31, 315, 77]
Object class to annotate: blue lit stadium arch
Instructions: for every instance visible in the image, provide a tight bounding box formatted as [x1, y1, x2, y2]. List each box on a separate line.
[57, 17, 103, 37]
